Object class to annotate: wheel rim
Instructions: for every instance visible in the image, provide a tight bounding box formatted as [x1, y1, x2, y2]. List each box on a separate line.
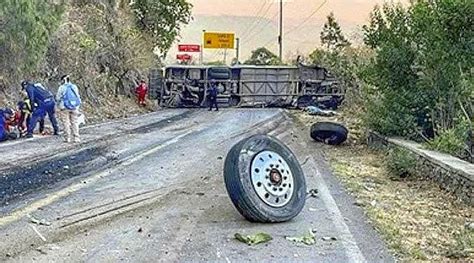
[250, 150, 295, 207]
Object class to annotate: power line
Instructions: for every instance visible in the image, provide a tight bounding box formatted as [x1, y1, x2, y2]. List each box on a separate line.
[241, 1, 274, 41]
[286, 37, 318, 45]
[246, 1, 290, 47]
[239, 1, 270, 40]
[284, 0, 327, 36]
[245, 11, 279, 43]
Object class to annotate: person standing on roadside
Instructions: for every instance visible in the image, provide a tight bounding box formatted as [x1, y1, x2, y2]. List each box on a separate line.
[135, 80, 148, 106]
[21, 81, 59, 138]
[207, 80, 219, 111]
[56, 75, 82, 143]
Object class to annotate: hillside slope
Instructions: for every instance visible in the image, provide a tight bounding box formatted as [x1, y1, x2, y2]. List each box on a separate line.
[0, 0, 160, 122]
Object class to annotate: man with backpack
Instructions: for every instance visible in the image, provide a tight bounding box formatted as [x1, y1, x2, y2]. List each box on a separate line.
[56, 75, 82, 143]
[21, 81, 59, 138]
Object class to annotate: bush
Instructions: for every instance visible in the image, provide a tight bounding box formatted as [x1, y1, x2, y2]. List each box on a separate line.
[386, 147, 417, 178]
[426, 121, 471, 157]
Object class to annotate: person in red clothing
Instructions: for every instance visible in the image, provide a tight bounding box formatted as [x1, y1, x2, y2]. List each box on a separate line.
[135, 80, 148, 106]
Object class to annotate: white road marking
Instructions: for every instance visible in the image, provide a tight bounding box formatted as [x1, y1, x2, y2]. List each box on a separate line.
[272, 125, 367, 262]
[306, 157, 367, 263]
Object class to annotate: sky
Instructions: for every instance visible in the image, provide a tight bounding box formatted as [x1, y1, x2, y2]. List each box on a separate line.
[168, 0, 407, 63]
[188, 0, 394, 25]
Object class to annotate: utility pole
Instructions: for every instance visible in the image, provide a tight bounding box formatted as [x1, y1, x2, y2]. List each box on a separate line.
[235, 37, 240, 64]
[278, 0, 283, 61]
[223, 49, 228, 64]
[201, 30, 206, 65]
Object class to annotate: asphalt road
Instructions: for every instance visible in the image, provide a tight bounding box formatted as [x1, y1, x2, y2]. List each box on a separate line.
[0, 109, 393, 262]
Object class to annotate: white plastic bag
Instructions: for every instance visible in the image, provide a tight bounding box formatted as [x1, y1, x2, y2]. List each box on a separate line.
[77, 112, 86, 127]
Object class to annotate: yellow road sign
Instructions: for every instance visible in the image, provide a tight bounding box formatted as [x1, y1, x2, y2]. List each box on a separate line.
[203, 32, 235, 49]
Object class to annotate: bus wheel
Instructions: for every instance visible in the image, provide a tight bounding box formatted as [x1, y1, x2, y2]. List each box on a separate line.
[224, 135, 307, 223]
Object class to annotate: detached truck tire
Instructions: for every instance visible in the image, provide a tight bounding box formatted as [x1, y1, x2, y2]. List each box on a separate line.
[310, 122, 348, 145]
[224, 135, 307, 223]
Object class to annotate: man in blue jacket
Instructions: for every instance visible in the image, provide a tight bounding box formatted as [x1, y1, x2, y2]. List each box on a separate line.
[21, 81, 59, 138]
[0, 108, 15, 142]
[207, 80, 219, 111]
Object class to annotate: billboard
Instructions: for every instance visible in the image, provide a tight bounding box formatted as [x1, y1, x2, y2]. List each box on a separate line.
[203, 32, 235, 49]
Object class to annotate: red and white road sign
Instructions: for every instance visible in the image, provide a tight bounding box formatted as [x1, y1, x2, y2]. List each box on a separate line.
[177, 54, 192, 60]
[178, 44, 201, 52]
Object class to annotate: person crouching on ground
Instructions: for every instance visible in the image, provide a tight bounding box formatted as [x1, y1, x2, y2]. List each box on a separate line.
[21, 80, 59, 138]
[0, 108, 18, 142]
[17, 98, 45, 137]
[207, 81, 219, 111]
[135, 80, 148, 106]
[56, 75, 82, 143]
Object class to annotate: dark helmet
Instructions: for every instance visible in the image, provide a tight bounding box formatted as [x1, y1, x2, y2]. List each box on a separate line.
[21, 80, 29, 90]
[61, 74, 70, 83]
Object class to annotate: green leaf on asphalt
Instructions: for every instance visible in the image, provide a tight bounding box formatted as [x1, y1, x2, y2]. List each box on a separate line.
[234, 232, 272, 246]
[286, 230, 316, 245]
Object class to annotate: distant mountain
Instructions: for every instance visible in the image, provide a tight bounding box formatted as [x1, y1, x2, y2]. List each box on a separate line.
[166, 14, 361, 64]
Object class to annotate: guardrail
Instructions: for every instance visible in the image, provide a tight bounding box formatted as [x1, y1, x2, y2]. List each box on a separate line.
[368, 131, 473, 205]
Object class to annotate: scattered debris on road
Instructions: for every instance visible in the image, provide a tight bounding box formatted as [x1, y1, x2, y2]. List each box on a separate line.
[322, 236, 337, 242]
[307, 188, 319, 198]
[234, 232, 272, 246]
[28, 215, 51, 226]
[305, 106, 339, 117]
[285, 229, 316, 245]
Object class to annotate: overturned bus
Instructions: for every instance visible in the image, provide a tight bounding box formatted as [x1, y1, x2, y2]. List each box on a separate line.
[148, 64, 344, 109]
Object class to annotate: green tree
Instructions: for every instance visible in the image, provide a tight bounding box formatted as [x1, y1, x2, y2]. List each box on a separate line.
[309, 13, 364, 104]
[244, 47, 281, 65]
[320, 12, 351, 51]
[130, 0, 192, 56]
[361, 3, 421, 137]
[361, 0, 473, 154]
[0, 0, 64, 76]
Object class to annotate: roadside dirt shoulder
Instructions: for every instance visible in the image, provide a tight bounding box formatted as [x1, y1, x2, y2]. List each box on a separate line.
[291, 109, 474, 262]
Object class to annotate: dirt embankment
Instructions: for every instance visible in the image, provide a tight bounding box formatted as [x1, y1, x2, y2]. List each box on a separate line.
[292, 109, 473, 262]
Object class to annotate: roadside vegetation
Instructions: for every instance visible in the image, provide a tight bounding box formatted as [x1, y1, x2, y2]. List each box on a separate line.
[294, 111, 473, 261]
[294, 0, 473, 261]
[305, 0, 473, 160]
[0, 0, 192, 121]
[244, 47, 282, 66]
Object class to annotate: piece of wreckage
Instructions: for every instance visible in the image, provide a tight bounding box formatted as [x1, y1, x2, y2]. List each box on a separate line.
[223, 135, 307, 222]
[148, 63, 344, 109]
